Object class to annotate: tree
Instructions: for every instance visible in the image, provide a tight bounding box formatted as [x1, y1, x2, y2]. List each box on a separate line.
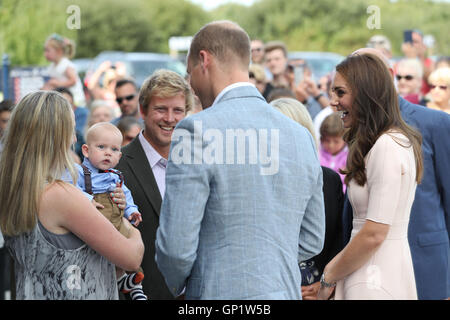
[211, 0, 450, 56]
[74, 0, 159, 57]
[1, 0, 448, 67]
[0, 0, 211, 65]
[75, 0, 210, 57]
[0, 0, 74, 66]
[142, 0, 210, 53]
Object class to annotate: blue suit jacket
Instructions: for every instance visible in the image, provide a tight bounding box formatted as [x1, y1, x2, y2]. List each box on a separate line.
[343, 96, 450, 299]
[155, 85, 325, 299]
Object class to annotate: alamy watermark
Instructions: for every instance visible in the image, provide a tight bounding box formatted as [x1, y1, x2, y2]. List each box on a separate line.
[366, 264, 382, 290]
[66, 5, 81, 30]
[66, 264, 81, 290]
[366, 5, 381, 30]
[170, 121, 280, 176]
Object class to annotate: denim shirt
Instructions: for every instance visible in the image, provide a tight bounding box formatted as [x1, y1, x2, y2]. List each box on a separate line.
[76, 158, 139, 218]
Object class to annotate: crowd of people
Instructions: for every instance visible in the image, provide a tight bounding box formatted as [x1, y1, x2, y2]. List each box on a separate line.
[0, 21, 449, 300]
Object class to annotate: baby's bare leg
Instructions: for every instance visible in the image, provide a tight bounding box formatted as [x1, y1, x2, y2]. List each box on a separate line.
[116, 267, 125, 280]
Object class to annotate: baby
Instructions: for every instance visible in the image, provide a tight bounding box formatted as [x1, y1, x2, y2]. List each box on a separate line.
[77, 122, 146, 300]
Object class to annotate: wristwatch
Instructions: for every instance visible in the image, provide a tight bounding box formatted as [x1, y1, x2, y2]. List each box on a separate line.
[320, 273, 336, 288]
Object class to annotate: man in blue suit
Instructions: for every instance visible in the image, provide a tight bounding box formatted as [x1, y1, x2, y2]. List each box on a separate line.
[155, 21, 325, 300]
[343, 48, 450, 300]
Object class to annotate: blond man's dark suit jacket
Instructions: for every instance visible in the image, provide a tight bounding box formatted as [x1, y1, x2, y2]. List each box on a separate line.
[116, 135, 173, 299]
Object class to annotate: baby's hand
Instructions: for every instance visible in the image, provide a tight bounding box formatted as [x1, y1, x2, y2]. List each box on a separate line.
[128, 212, 142, 226]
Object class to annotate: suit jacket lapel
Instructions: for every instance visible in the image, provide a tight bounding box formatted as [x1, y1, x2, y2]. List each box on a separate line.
[124, 137, 162, 216]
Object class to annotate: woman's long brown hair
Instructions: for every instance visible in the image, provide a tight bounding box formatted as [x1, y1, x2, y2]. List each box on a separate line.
[338, 54, 423, 186]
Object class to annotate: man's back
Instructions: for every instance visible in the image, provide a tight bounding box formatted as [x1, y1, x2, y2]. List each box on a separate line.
[399, 97, 450, 299]
[156, 86, 325, 299]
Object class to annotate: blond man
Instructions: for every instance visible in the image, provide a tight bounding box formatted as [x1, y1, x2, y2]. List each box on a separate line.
[116, 69, 192, 299]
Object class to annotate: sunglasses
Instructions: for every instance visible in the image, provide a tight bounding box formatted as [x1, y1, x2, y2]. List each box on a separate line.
[116, 94, 136, 104]
[430, 85, 448, 90]
[396, 74, 414, 81]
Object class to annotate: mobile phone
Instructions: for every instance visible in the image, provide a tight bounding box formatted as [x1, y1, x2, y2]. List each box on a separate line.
[403, 30, 413, 44]
[294, 66, 304, 86]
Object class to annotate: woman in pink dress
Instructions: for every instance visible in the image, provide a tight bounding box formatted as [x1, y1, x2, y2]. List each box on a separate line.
[317, 53, 423, 300]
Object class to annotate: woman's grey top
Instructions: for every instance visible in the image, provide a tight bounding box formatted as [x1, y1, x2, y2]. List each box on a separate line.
[5, 220, 118, 300]
[38, 221, 84, 250]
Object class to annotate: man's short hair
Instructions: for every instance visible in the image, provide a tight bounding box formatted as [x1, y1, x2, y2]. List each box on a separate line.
[115, 78, 138, 91]
[189, 20, 251, 68]
[264, 41, 288, 58]
[0, 100, 14, 113]
[139, 69, 193, 114]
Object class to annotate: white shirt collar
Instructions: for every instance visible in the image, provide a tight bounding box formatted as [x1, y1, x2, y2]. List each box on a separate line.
[138, 131, 167, 168]
[211, 82, 255, 107]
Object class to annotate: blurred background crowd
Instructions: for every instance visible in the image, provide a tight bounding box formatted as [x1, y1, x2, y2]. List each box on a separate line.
[0, 0, 449, 300]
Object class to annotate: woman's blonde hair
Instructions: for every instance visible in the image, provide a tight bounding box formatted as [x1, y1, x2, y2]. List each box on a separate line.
[270, 97, 318, 150]
[428, 67, 450, 86]
[46, 33, 76, 59]
[0, 91, 76, 236]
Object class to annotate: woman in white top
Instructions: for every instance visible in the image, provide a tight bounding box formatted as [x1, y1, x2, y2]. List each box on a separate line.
[317, 53, 423, 300]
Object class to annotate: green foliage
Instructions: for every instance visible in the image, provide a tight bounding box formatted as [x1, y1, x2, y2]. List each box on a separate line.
[0, 0, 74, 65]
[74, 0, 159, 57]
[1, 0, 449, 67]
[0, 0, 209, 66]
[141, 0, 210, 52]
[75, 0, 209, 56]
[211, 0, 450, 57]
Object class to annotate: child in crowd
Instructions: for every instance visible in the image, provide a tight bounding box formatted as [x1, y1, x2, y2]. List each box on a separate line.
[319, 113, 348, 192]
[76, 122, 146, 300]
[42, 33, 86, 106]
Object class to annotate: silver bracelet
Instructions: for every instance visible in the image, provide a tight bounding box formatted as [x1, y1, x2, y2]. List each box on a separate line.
[320, 273, 336, 288]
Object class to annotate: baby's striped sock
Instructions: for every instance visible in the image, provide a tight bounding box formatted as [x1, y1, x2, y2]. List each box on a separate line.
[117, 272, 147, 300]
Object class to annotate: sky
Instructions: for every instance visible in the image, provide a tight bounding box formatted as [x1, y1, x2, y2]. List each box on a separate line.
[190, 0, 450, 10]
[189, 0, 256, 11]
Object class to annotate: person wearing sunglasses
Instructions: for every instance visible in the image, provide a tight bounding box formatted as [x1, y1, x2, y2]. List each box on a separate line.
[395, 58, 424, 105]
[427, 67, 450, 114]
[401, 30, 435, 96]
[251, 39, 265, 64]
[112, 79, 141, 126]
[251, 39, 273, 82]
